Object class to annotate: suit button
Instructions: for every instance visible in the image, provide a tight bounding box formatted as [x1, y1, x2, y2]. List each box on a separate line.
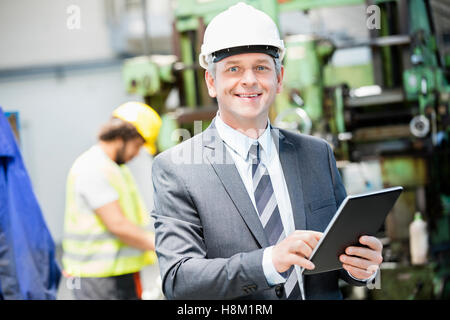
[275, 285, 284, 298]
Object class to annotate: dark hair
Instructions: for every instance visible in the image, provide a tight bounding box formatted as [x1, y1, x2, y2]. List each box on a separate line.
[98, 117, 144, 142]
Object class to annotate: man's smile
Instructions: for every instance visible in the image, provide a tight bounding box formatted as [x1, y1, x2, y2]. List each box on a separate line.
[234, 92, 263, 100]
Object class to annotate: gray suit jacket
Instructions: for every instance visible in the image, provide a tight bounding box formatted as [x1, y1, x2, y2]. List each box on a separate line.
[151, 121, 367, 300]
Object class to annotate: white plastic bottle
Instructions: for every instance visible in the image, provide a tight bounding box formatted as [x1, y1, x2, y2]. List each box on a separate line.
[409, 212, 429, 265]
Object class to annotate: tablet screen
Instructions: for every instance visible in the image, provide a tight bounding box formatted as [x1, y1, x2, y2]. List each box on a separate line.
[303, 186, 403, 275]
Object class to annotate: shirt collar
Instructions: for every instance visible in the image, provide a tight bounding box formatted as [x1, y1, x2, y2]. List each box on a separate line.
[214, 112, 272, 161]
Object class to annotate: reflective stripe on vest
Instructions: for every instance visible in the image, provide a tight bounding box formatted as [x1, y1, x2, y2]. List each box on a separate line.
[63, 224, 153, 242]
[62, 149, 155, 277]
[64, 246, 144, 262]
[62, 251, 157, 278]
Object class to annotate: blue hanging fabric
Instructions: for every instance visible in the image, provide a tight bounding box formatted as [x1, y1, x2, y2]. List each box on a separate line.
[0, 106, 61, 299]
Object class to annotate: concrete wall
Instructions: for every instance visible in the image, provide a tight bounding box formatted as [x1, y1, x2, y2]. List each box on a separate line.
[0, 0, 115, 69]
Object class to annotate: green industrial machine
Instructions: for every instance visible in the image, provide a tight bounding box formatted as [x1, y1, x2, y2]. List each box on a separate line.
[122, 0, 450, 299]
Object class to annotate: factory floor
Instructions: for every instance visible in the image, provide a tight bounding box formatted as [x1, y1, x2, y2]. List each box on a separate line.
[55, 245, 164, 300]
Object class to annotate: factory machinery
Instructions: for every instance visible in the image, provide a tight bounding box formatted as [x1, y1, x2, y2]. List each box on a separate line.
[122, 0, 450, 299]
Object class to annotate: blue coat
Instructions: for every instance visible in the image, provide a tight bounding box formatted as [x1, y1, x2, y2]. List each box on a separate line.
[0, 106, 60, 299]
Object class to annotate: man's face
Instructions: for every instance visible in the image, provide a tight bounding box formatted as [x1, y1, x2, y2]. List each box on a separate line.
[114, 137, 145, 165]
[205, 53, 283, 130]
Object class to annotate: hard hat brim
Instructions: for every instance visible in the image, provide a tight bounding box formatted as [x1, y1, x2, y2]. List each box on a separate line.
[199, 45, 285, 69]
[212, 45, 280, 63]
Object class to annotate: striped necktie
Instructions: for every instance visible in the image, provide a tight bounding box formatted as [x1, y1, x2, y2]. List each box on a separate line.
[249, 142, 301, 300]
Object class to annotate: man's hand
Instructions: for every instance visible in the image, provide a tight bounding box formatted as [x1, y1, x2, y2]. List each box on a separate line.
[339, 236, 383, 280]
[272, 230, 323, 273]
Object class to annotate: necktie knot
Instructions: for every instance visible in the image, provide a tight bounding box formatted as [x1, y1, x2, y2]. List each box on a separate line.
[248, 142, 260, 164]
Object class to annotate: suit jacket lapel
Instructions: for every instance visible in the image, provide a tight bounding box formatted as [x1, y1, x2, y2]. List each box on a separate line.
[203, 124, 269, 248]
[273, 129, 307, 231]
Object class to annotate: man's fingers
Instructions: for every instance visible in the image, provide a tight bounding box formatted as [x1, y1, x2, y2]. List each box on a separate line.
[293, 230, 323, 240]
[273, 231, 323, 273]
[342, 264, 374, 280]
[359, 236, 382, 252]
[291, 231, 322, 250]
[288, 254, 315, 270]
[302, 230, 323, 241]
[345, 246, 383, 264]
[301, 234, 320, 251]
[289, 240, 313, 258]
[340, 254, 374, 271]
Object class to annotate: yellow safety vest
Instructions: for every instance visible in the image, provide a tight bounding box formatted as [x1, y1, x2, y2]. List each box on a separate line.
[62, 148, 156, 277]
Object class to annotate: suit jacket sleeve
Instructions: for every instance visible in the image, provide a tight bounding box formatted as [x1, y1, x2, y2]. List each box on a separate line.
[151, 154, 270, 299]
[324, 142, 370, 287]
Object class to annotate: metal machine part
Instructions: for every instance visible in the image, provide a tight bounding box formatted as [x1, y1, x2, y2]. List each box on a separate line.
[274, 107, 312, 135]
[410, 115, 430, 138]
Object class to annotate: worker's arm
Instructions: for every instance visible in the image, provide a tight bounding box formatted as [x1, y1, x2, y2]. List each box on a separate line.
[95, 200, 155, 251]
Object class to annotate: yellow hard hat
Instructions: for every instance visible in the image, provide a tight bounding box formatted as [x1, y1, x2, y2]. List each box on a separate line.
[112, 101, 162, 155]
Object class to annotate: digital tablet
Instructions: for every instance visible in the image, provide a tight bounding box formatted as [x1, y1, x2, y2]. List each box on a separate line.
[302, 186, 403, 275]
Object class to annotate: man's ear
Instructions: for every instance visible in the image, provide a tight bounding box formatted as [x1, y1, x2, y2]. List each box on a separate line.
[205, 70, 217, 98]
[276, 65, 284, 94]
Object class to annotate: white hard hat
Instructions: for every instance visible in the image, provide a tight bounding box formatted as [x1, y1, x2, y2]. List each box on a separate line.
[199, 2, 285, 69]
